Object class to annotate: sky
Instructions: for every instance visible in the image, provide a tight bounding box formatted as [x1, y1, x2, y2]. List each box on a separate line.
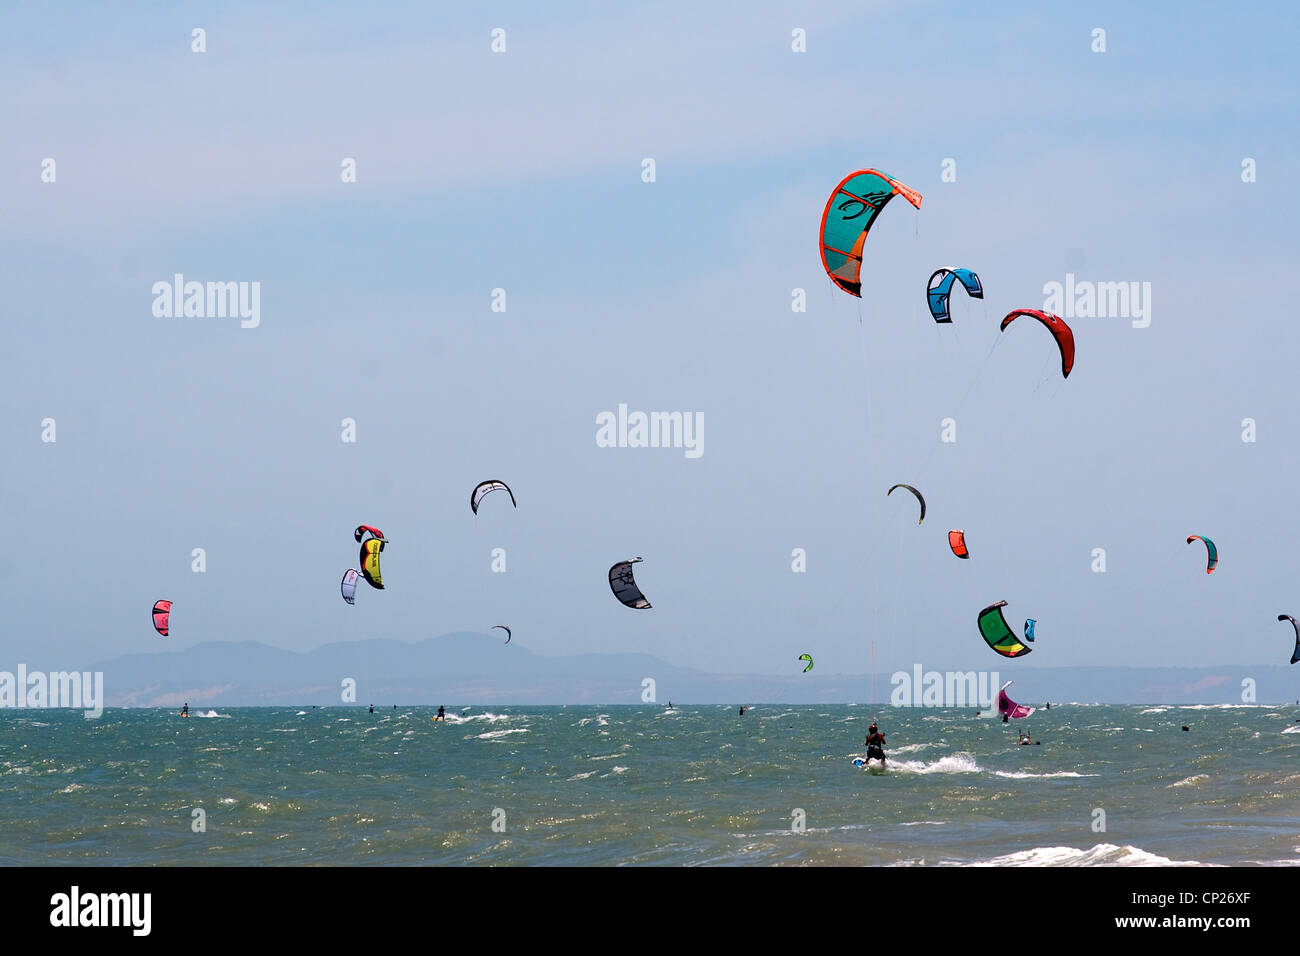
[2, 0, 1298, 685]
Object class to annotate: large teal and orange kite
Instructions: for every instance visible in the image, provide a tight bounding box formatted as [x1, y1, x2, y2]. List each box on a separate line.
[819, 169, 922, 297]
[1186, 534, 1217, 574]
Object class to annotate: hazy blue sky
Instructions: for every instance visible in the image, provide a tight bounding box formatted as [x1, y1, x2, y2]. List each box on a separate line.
[2, 1, 1297, 683]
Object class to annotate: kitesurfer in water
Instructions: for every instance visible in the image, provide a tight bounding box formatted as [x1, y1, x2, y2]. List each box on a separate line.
[864, 723, 887, 766]
[180, 702, 189, 717]
[369, 704, 374, 713]
[436, 705, 445, 722]
[739, 706, 746, 715]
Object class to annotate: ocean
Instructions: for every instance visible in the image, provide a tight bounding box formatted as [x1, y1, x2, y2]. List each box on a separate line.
[3, 704, 1298, 866]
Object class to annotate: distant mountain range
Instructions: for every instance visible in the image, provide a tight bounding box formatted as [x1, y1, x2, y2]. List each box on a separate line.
[65, 634, 1300, 707]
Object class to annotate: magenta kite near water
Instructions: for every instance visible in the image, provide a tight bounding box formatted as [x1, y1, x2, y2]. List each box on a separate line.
[998, 681, 1035, 719]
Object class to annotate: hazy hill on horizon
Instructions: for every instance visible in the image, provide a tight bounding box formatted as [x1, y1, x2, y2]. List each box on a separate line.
[28, 633, 1294, 707]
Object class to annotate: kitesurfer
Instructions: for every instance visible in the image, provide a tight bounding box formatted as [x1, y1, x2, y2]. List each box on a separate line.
[436, 705, 446, 722]
[369, 704, 374, 714]
[864, 723, 887, 765]
[180, 702, 189, 717]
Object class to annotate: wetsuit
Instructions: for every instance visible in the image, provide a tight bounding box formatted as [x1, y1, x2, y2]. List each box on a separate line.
[865, 731, 886, 763]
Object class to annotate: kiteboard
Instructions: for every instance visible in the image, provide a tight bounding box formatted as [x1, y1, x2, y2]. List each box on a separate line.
[853, 757, 888, 774]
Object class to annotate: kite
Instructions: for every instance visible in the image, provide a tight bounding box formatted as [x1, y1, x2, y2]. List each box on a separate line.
[360, 537, 385, 589]
[340, 569, 359, 605]
[1024, 618, 1037, 643]
[948, 530, 969, 559]
[609, 557, 651, 609]
[1186, 535, 1218, 574]
[493, 625, 512, 645]
[819, 169, 922, 297]
[152, 600, 172, 637]
[354, 525, 387, 544]
[999, 309, 1075, 379]
[927, 268, 983, 323]
[887, 484, 926, 524]
[1277, 615, 1300, 664]
[997, 681, 1036, 719]
[798, 653, 814, 673]
[978, 601, 1031, 658]
[471, 480, 517, 515]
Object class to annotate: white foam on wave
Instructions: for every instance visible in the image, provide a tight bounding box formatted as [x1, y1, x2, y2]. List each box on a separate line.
[891, 753, 982, 774]
[1177, 703, 1268, 710]
[476, 729, 528, 740]
[194, 710, 230, 718]
[889, 743, 933, 755]
[879, 753, 1094, 779]
[992, 770, 1097, 779]
[965, 843, 1216, 867]
[1281, 725, 1300, 734]
[447, 711, 510, 724]
[1139, 706, 1171, 715]
[1169, 774, 1210, 788]
[762, 710, 796, 720]
[587, 747, 631, 760]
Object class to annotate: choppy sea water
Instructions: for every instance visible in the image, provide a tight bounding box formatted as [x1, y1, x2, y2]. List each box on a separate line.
[2, 704, 1298, 866]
